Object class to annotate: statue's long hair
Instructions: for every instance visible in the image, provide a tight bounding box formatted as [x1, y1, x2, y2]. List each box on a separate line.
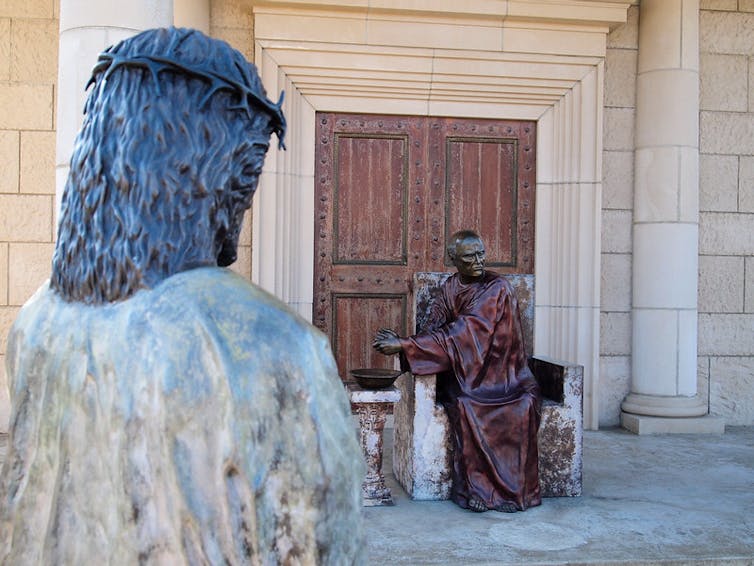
[51, 28, 285, 304]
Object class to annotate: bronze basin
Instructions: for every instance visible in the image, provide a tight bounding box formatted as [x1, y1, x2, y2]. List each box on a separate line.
[349, 368, 401, 390]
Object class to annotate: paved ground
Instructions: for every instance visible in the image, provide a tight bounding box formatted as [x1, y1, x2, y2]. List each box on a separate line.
[1, 428, 752, 565]
[364, 427, 754, 565]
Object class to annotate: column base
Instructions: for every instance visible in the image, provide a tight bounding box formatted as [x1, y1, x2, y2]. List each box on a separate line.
[621, 412, 725, 435]
[621, 393, 707, 417]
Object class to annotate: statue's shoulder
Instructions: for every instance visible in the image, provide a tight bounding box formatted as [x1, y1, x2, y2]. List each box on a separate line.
[153, 267, 325, 349]
[483, 270, 516, 295]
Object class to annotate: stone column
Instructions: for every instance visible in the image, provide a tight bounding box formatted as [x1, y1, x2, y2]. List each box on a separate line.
[622, 0, 723, 434]
[56, 0, 173, 213]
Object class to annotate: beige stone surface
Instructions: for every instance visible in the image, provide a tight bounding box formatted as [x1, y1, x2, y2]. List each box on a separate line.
[0, 0, 54, 18]
[633, 146, 682, 222]
[739, 156, 754, 212]
[697, 356, 710, 408]
[635, 71, 698, 149]
[0, 243, 7, 305]
[0, 130, 19, 194]
[745, 257, 754, 313]
[634, 225, 699, 310]
[750, 57, 754, 113]
[603, 107, 634, 151]
[174, 0, 210, 32]
[700, 53, 748, 111]
[8, 242, 53, 306]
[631, 310, 684, 396]
[701, 111, 754, 155]
[502, 25, 605, 58]
[636, 0, 682, 74]
[700, 153, 738, 212]
[598, 355, 630, 427]
[601, 253, 631, 311]
[0, 19, 10, 82]
[698, 313, 754, 355]
[700, 10, 754, 55]
[604, 48, 636, 108]
[602, 150, 633, 210]
[255, 13, 367, 45]
[700, 212, 754, 255]
[0, 84, 53, 130]
[600, 311, 631, 356]
[20, 130, 55, 194]
[0, 306, 20, 353]
[700, 0, 737, 9]
[210, 0, 253, 29]
[740, 0, 754, 12]
[709, 356, 754, 424]
[601, 209, 632, 253]
[620, 413, 725, 434]
[698, 255, 744, 313]
[607, 4, 638, 49]
[58, 0, 171, 32]
[0, 194, 52, 242]
[240, 207, 252, 247]
[0, 352, 8, 432]
[10, 18, 58, 83]
[229, 244, 251, 280]
[210, 26, 253, 60]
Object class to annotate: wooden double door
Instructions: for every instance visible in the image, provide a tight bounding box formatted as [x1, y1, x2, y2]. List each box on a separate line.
[314, 113, 536, 379]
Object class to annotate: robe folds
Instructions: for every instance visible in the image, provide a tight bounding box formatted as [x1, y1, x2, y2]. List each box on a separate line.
[399, 271, 541, 511]
[0, 267, 364, 565]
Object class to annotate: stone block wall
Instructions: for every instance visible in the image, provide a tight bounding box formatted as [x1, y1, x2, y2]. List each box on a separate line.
[600, 4, 638, 426]
[210, 0, 256, 280]
[600, 2, 754, 426]
[698, 2, 754, 425]
[0, 0, 59, 430]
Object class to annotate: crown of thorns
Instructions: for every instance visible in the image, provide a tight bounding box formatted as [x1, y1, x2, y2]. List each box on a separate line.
[87, 50, 286, 149]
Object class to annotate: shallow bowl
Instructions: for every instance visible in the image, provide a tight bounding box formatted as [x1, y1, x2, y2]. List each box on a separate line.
[349, 368, 402, 390]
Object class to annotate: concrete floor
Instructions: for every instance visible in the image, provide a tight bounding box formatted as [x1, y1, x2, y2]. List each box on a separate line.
[1, 428, 752, 565]
[364, 427, 754, 565]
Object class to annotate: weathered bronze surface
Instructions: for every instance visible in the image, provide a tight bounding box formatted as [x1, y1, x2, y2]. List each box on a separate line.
[374, 230, 541, 513]
[349, 368, 402, 389]
[1, 27, 364, 564]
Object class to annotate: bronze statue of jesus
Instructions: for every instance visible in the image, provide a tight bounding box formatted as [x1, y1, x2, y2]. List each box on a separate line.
[374, 229, 541, 513]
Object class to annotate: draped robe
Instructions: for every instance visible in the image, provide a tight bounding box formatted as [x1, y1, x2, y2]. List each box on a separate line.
[0, 268, 364, 564]
[399, 271, 541, 511]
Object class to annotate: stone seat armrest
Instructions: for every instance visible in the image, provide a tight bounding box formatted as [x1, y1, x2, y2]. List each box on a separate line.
[527, 354, 584, 497]
[528, 355, 583, 409]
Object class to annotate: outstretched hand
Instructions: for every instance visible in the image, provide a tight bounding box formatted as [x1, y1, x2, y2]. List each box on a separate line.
[372, 328, 403, 355]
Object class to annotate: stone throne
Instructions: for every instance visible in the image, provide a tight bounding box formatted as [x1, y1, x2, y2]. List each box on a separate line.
[392, 272, 583, 500]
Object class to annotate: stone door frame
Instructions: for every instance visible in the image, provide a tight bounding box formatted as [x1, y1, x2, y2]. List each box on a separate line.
[249, 1, 633, 429]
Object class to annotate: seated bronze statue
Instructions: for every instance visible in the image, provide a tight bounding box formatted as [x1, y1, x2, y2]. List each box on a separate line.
[0, 28, 363, 564]
[374, 230, 541, 513]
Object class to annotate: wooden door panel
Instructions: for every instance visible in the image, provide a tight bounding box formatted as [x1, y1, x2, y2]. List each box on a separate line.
[332, 294, 407, 376]
[334, 134, 407, 264]
[439, 118, 536, 272]
[445, 138, 517, 266]
[315, 113, 535, 380]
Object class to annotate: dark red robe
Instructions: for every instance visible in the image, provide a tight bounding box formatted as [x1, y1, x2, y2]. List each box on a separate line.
[400, 271, 541, 511]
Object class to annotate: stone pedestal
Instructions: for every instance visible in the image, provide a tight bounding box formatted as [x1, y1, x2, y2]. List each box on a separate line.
[348, 384, 401, 506]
